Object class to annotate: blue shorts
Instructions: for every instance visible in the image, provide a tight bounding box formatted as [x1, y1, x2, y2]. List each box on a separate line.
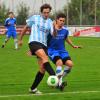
[48, 48, 71, 64]
[6, 31, 17, 39]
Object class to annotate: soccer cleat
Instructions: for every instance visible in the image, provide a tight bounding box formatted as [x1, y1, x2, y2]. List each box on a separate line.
[1, 45, 5, 48]
[29, 88, 42, 94]
[59, 81, 67, 91]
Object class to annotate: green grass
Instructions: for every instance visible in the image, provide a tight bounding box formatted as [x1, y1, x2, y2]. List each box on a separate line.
[0, 36, 100, 100]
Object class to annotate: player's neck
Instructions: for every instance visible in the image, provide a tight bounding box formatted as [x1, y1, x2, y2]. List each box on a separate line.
[57, 25, 63, 30]
[9, 17, 14, 19]
[41, 15, 48, 20]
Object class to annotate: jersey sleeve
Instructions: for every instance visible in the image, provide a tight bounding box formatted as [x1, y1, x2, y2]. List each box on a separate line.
[26, 15, 35, 28]
[4, 19, 9, 26]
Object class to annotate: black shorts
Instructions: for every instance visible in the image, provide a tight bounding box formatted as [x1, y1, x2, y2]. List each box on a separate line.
[53, 56, 71, 65]
[29, 41, 48, 56]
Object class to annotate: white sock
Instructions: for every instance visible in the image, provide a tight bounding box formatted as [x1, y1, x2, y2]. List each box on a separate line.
[63, 66, 71, 77]
[56, 66, 62, 75]
[59, 77, 63, 86]
[14, 39, 18, 49]
[56, 66, 63, 86]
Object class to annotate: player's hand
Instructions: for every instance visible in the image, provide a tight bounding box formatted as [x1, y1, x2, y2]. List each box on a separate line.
[2, 30, 7, 35]
[52, 20, 58, 36]
[18, 40, 23, 47]
[73, 45, 82, 48]
[14, 24, 16, 27]
[53, 20, 58, 30]
[8, 22, 11, 25]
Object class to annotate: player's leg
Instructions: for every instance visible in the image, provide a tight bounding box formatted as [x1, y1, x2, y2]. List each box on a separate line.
[60, 51, 73, 78]
[48, 49, 63, 76]
[35, 49, 55, 75]
[30, 58, 45, 94]
[2, 32, 10, 48]
[14, 38, 18, 49]
[57, 57, 72, 91]
[55, 58, 63, 86]
[53, 56, 63, 78]
[63, 58, 73, 77]
[13, 32, 18, 50]
[56, 52, 71, 90]
[29, 42, 55, 75]
[54, 57, 67, 90]
[48, 49, 64, 87]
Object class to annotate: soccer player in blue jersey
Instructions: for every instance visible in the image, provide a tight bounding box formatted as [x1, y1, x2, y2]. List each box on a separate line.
[1, 12, 18, 49]
[19, 4, 57, 94]
[48, 13, 82, 91]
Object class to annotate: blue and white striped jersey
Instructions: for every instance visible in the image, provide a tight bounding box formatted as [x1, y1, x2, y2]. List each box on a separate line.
[26, 15, 53, 46]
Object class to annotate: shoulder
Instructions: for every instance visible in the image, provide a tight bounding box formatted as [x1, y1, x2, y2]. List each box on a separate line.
[32, 15, 41, 19]
[13, 18, 16, 20]
[61, 26, 69, 37]
[27, 15, 40, 20]
[5, 18, 10, 22]
[62, 26, 69, 33]
[33, 15, 40, 18]
[62, 26, 68, 31]
[13, 18, 16, 21]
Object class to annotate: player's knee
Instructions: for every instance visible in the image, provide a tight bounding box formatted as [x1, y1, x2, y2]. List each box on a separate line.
[39, 67, 45, 74]
[42, 55, 48, 62]
[65, 60, 73, 68]
[56, 59, 63, 66]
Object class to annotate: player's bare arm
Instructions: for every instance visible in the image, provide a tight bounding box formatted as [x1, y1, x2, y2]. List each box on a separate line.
[2, 29, 7, 35]
[14, 24, 16, 27]
[66, 37, 82, 48]
[18, 25, 28, 46]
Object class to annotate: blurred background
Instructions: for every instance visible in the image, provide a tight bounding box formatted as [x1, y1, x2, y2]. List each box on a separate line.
[0, 0, 100, 26]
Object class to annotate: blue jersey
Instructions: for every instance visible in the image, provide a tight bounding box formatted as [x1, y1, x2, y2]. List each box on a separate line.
[5, 18, 16, 32]
[48, 27, 69, 51]
[26, 15, 53, 46]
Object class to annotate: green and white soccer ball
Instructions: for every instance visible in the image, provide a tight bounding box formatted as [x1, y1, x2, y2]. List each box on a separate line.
[47, 75, 59, 87]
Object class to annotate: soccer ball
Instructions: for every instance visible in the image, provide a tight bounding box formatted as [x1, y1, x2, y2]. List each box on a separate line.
[47, 75, 59, 87]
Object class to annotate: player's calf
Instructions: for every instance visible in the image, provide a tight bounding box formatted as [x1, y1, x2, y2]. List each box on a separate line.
[55, 58, 63, 78]
[63, 60, 73, 77]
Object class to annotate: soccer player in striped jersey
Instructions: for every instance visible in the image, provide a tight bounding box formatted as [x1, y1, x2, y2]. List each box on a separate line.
[19, 4, 57, 94]
[47, 13, 82, 91]
[1, 12, 18, 50]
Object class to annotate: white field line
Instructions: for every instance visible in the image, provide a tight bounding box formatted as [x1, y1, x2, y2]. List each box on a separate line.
[0, 90, 100, 98]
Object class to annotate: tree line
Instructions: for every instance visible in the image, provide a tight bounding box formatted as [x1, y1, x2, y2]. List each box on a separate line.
[0, 2, 29, 25]
[0, 0, 100, 25]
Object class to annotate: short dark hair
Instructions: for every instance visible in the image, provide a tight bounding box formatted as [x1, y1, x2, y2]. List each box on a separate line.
[56, 13, 66, 19]
[7, 12, 14, 15]
[40, 3, 52, 12]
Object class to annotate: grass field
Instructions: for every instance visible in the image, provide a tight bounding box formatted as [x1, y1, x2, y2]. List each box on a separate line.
[0, 36, 100, 100]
